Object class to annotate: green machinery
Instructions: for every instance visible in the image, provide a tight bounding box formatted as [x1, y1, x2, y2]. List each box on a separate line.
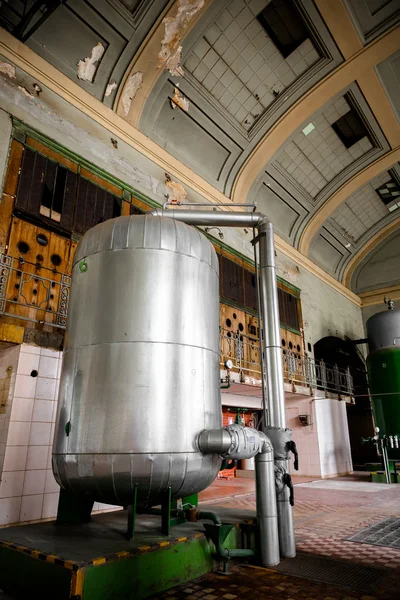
[363, 298, 400, 481]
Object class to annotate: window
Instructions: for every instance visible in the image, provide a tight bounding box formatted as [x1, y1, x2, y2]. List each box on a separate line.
[278, 288, 301, 332]
[257, 0, 309, 58]
[376, 179, 400, 211]
[15, 148, 78, 229]
[14, 143, 124, 234]
[331, 110, 370, 149]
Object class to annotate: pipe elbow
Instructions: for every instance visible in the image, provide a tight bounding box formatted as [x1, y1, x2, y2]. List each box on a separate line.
[258, 431, 274, 455]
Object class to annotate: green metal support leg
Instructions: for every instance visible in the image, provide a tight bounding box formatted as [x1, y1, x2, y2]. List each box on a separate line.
[161, 485, 172, 536]
[127, 483, 138, 540]
[56, 488, 94, 525]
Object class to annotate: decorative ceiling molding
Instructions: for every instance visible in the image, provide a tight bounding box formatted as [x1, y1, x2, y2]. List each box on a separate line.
[114, 0, 212, 126]
[0, 28, 361, 306]
[359, 284, 400, 307]
[298, 147, 400, 254]
[231, 25, 400, 204]
[314, 0, 363, 59]
[342, 216, 400, 288]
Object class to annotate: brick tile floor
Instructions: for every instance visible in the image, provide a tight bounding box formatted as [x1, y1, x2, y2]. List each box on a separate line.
[151, 475, 400, 599]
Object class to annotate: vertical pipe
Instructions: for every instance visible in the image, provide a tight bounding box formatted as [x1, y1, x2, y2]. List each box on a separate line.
[253, 227, 268, 428]
[255, 449, 280, 566]
[258, 222, 286, 428]
[259, 221, 296, 559]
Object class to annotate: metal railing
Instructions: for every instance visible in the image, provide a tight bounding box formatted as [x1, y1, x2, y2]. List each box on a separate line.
[0, 253, 70, 328]
[220, 328, 354, 397]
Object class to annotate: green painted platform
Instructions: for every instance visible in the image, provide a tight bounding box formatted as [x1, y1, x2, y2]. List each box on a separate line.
[0, 506, 257, 600]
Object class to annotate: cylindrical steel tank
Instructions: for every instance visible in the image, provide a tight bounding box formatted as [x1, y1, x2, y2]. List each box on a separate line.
[52, 215, 221, 506]
[366, 308, 400, 459]
[366, 309, 400, 352]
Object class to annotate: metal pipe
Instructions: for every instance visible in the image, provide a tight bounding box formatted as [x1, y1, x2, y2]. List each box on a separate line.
[198, 425, 280, 566]
[253, 227, 267, 428]
[151, 208, 295, 563]
[162, 202, 257, 210]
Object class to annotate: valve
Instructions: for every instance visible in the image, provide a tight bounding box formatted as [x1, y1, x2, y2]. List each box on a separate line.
[287, 440, 299, 471]
[283, 472, 294, 506]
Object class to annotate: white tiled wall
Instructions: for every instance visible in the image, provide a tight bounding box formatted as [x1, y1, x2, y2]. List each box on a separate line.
[286, 398, 321, 477]
[0, 345, 20, 478]
[315, 398, 353, 478]
[0, 343, 60, 526]
[0, 343, 120, 527]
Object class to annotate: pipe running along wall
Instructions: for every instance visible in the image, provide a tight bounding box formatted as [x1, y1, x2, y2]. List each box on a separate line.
[150, 207, 297, 562]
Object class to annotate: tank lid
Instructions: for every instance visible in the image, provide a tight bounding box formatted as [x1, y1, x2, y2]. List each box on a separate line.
[74, 214, 219, 273]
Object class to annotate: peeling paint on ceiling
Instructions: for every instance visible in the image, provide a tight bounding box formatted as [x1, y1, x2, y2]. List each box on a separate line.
[0, 62, 16, 79]
[158, 0, 205, 76]
[171, 86, 189, 111]
[165, 176, 187, 203]
[77, 42, 105, 82]
[121, 72, 143, 115]
[105, 81, 117, 97]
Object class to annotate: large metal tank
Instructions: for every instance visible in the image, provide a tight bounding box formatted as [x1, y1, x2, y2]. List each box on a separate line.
[53, 215, 221, 506]
[366, 307, 400, 459]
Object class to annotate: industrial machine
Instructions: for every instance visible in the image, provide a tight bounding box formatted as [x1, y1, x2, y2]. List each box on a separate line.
[52, 209, 298, 568]
[365, 299, 400, 465]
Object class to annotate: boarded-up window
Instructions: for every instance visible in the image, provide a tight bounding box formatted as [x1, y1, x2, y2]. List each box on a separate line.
[220, 255, 244, 306]
[278, 288, 300, 331]
[15, 148, 78, 228]
[73, 177, 121, 234]
[244, 268, 257, 312]
[15, 146, 122, 235]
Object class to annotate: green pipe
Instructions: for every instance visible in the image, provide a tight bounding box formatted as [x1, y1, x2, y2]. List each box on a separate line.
[220, 381, 231, 389]
[197, 510, 221, 525]
[196, 511, 255, 558]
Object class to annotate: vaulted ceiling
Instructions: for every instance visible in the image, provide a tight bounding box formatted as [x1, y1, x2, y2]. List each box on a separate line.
[1, 0, 399, 298]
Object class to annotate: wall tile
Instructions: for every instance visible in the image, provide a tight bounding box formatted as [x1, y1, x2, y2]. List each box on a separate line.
[0, 470, 24, 498]
[17, 352, 40, 376]
[14, 374, 37, 399]
[20, 494, 43, 522]
[44, 468, 59, 494]
[23, 469, 46, 495]
[26, 445, 49, 470]
[40, 348, 60, 358]
[20, 344, 40, 355]
[38, 356, 59, 379]
[10, 397, 34, 422]
[29, 422, 51, 446]
[3, 445, 28, 471]
[46, 445, 53, 470]
[0, 496, 22, 525]
[7, 421, 31, 446]
[35, 377, 56, 400]
[42, 492, 59, 519]
[32, 399, 54, 423]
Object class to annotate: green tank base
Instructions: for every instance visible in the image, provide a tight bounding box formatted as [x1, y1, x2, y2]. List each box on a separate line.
[371, 471, 400, 484]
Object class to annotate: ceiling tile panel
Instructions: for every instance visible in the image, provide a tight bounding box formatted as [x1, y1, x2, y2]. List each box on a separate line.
[275, 95, 374, 199]
[184, 0, 320, 131]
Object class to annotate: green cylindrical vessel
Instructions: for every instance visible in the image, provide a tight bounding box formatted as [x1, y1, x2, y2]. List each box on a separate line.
[367, 346, 400, 459]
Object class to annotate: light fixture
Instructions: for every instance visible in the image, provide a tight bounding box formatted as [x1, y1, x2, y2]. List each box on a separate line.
[204, 226, 224, 240]
[224, 360, 233, 370]
[302, 123, 315, 136]
[345, 242, 351, 248]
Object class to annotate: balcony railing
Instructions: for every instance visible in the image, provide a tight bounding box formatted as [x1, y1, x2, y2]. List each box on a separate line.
[0, 253, 70, 328]
[220, 328, 354, 398]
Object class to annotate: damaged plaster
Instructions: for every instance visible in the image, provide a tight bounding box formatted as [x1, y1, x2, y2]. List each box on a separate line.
[121, 72, 143, 116]
[165, 176, 187, 204]
[105, 81, 117, 97]
[158, 0, 204, 76]
[18, 86, 34, 99]
[0, 62, 16, 79]
[77, 42, 105, 82]
[171, 87, 189, 111]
